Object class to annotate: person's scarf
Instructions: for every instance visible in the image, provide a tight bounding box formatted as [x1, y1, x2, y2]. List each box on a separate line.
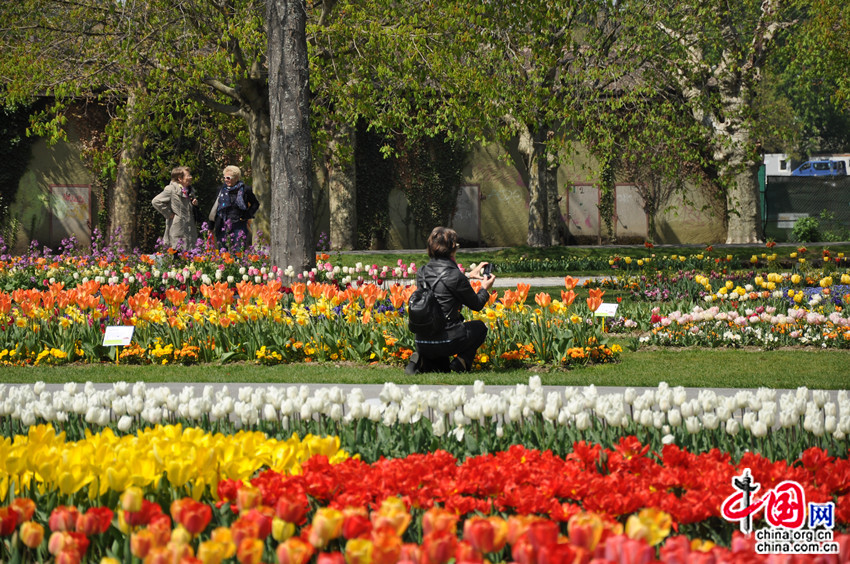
[218, 181, 247, 211]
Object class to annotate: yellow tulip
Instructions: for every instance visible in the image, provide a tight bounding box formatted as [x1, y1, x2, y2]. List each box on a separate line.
[625, 508, 672, 546]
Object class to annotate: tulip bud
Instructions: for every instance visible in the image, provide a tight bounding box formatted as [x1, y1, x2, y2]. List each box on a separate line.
[121, 486, 144, 513]
[236, 537, 264, 564]
[272, 517, 296, 542]
[568, 512, 603, 552]
[277, 537, 314, 564]
[236, 486, 263, 513]
[309, 507, 344, 548]
[20, 521, 45, 548]
[49, 506, 80, 532]
[130, 529, 154, 559]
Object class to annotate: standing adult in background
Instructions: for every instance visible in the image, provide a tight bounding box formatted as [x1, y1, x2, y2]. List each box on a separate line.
[152, 166, 199, 250]
[405, 226, 495, 374]
[210, 165, 259, 251]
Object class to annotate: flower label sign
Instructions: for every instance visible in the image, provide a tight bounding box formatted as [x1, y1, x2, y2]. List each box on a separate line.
[103, 326, 135, 347]
[103, 326, 135, 365]
[594, 303, 618, 317]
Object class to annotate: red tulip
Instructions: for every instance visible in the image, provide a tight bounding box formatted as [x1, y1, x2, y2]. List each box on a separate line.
[316, 551, 346, 564]
[342, 512, 372, 540]
[0, 507, 17, 536]
[76, 507, 113, 536]
[171, 498, 212, 536]
[48, 506, 81, 532]
[422, 529, 458, 564]
[275, 491, 310, 524]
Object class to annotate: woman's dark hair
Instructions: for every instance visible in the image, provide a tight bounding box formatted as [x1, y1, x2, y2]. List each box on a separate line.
[426, 226, 458, 259]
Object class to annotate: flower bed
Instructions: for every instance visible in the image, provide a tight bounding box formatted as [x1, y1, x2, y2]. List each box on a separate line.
[1, 422, 848, 563]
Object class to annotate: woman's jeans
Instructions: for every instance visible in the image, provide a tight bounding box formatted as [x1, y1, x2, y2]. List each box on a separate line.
[415, 320, 487, 372]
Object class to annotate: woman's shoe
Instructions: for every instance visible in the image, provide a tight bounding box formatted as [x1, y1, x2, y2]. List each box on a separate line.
[405, 352, 422, 375]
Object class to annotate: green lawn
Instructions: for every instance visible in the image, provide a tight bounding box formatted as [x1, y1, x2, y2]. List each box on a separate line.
[1, 347, 846, 389]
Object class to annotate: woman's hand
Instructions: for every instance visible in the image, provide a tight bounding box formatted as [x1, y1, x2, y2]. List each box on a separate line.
[468, 262, 489, 280]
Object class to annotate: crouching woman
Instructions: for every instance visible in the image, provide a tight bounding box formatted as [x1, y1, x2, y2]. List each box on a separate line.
[406, 226, 495, 374]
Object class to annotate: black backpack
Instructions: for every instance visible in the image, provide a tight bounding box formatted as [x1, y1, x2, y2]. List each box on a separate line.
[407, 271, 449, 336]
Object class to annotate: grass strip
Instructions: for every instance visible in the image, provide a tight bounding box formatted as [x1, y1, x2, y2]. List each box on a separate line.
[1, 348, 845, 389]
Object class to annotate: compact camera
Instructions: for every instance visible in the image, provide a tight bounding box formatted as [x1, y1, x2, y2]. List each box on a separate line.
[482, 263, 493, 277]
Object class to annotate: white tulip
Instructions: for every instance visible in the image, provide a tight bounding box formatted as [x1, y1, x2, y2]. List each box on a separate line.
[751, 421, 768, 438]
[667, 409, 682, 427]
[33, 381, 45, 395]
[473, 380, 485, 395]
[21, 408, 36, 427]
[725, 418, 740, 436]
[117, 415, 134, 432]
[672, 387, 688, 407]
[662, 434, 676, 445]
[825, 415, 837, 434]
[685, 416, 701, 434]
[529, 375, 542, 390]
[263, 404, 277, 421]
[368, 404, 383, 422]
[623, 388, 637, 405]
[432, 416, 446, 436]
[652, 411, 665, 429]
[812, 390, 829, 408]
[576, 411, 591, 431]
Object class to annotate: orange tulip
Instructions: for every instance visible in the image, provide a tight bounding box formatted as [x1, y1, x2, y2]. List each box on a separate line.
[277, 537, 314, 564]
[534, 293, 552, 308]
[515, 283, 530, 302]
[563, 276, 579, 290]
[560, 290, 576, 307]
[371, 525, 403, 564]
[422, 507, 458, 536]
[11, 498, 36, 523]
[292, 282, 307, 304]
[130, 529, 154, 559]
[236, 537, 264, 564]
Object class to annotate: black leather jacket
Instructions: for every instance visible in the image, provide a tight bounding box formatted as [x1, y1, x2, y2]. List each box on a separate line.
[416, 257, 490, 327]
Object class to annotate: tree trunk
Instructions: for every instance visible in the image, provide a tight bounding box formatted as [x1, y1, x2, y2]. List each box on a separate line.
[111, 87, 144, 250]
[517, 123, 550, 248]
[327, 122, 357, 250]
[724, 162, 763, 244]
[241, 84, 272, 244]
[543, 160, 563, 246]
[268, 0, 314, 273]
